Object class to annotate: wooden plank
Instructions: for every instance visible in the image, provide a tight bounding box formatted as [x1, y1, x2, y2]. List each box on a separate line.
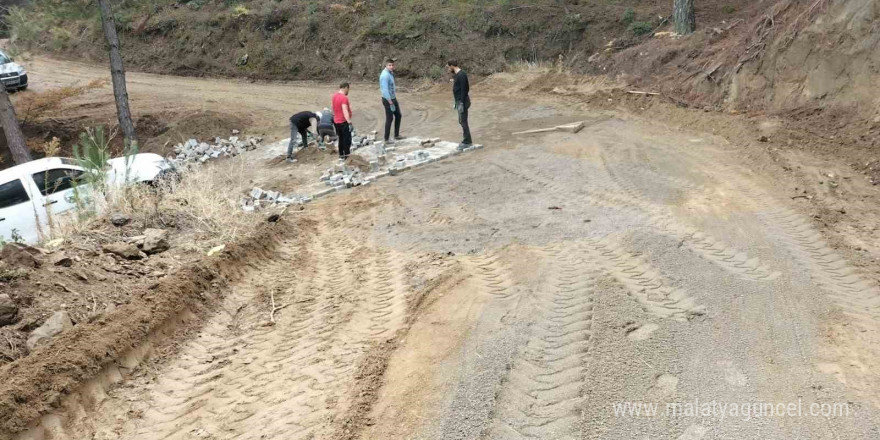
[512, 121, 586, 135]
[512, 127, 559, 135]
[626, 90, 660, 96]
[556, 121, 585, 133]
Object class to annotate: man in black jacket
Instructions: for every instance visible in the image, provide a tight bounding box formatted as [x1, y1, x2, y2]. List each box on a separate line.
[288, 111, 319, 161]
[446, 60, 472, 149]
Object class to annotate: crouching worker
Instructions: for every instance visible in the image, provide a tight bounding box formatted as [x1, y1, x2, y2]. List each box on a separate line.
[316, 108, 337, 146]
[288, 111, 319, 161]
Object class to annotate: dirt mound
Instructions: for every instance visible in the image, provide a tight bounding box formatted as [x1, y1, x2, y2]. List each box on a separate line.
[141, 110, 252, 155]
[264, 145, 333, 167]
[0, 217, 309, 434]
[0, 106, 246, 169]
[296, 145, 332, 164]
[345, 154, 371, 173]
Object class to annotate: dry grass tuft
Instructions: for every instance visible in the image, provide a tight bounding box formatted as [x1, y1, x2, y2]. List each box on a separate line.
[18, 79, 105, 123]
[46, 156, 260, 253]
[36, 137, 61, 157]
[506, 60, 557, 73]
[159, 158, 259, 251]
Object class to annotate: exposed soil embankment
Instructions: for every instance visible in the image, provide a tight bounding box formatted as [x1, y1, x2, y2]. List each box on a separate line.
[0, 217, 311, 434]
[605, 0, 880, 128]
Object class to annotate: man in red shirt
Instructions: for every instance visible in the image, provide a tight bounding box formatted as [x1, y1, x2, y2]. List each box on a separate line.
[332, 83, 353, 159]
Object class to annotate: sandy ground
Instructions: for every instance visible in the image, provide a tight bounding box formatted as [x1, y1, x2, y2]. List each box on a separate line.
[8, 58, 880, 439]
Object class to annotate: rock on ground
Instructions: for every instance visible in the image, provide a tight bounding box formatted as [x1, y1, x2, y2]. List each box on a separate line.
[142, 229, 170, 255]
[102, 243, 144, 260]
[26, 311, 73, 351]
[50, 252, 73, 267]
[0, 293, 18, 326]
[110, 213, 132, 227]
[0, 243, 43, 268]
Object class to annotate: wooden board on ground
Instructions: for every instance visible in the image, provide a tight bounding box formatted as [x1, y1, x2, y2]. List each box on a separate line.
[557, 121, 585, 133]
[512, 121, 585, 136]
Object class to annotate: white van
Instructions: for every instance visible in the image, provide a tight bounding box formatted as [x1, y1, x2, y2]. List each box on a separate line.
[0, 154, 175, 244]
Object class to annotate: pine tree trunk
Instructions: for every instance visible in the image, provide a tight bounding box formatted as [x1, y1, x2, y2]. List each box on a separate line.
[97, 0, 137, 145]
[0, 86, 31, 165]
[674, 0, 696, 35]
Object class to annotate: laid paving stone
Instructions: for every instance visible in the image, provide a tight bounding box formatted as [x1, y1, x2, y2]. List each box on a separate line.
[239, 136, 483, 212]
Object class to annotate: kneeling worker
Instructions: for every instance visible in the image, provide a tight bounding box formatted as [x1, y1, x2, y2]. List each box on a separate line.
[316, 108, 337, 145]
[288, 111, 319, 161]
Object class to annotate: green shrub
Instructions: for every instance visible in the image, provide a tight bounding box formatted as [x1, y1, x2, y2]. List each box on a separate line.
[70, 126, 140, 220]
[622, 8, 635, 24]
[629, 21, 653, 36]
[71, 126, 113, 216]
[48, 27, 73, 51]
[6, 6, 46, 45]
[721, 5, 737, 14]
[185, 0, 209, 11]
[428, 65, 444, 79]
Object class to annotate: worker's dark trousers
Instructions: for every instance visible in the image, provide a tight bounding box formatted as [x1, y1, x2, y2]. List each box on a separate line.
[335, 122, 352, 158]
[382, 98, 402, 141]
[458, 98, 472, 145]
[318, 124, 336, 141]
[287, 125, 309, 158]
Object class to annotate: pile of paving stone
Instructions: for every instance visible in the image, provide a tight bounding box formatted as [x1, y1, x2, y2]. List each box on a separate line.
[241, 187, 311, 212]
[320, 163, 368, 189]
[302, 130, 378, 153]
[171, 136, 264, 165]
[351, 131, 378, 150]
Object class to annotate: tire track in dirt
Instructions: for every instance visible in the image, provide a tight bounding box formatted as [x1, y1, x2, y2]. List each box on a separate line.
[428, 210, 455, 226]
[724, 179, 880, 326]
[482, 244, 595, 440]
[597, 153, 781, 282]
[466, 252, 518, 300]
[491, 154, 780, 283]
[616, 140, 715, 196]
[425, 203, 482, 227]
[63, 223, 415, 440]
[582, 237, 705, 322]
[128, 233, 333, 440]
[488, 158, 704, 321]
[356, 248, 409, 341]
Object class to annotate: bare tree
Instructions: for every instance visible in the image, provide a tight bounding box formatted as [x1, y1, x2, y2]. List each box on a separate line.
[97, 0, 137, 146]
[0, 86, 31, 164]
[674, 0, 696, 35]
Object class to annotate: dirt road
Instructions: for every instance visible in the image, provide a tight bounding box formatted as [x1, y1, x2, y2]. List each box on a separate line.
[13, 59, 880, 439]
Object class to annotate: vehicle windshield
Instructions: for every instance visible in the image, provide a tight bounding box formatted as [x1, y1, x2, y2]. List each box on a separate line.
[0, 53, 10, 64]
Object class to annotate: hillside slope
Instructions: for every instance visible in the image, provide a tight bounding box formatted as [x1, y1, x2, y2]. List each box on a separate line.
[606, 0, 878, 115]
[8, 0, 747, 79]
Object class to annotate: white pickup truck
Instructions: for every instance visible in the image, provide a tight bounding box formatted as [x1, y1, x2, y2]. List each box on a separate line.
[0, 154, 175, 244]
